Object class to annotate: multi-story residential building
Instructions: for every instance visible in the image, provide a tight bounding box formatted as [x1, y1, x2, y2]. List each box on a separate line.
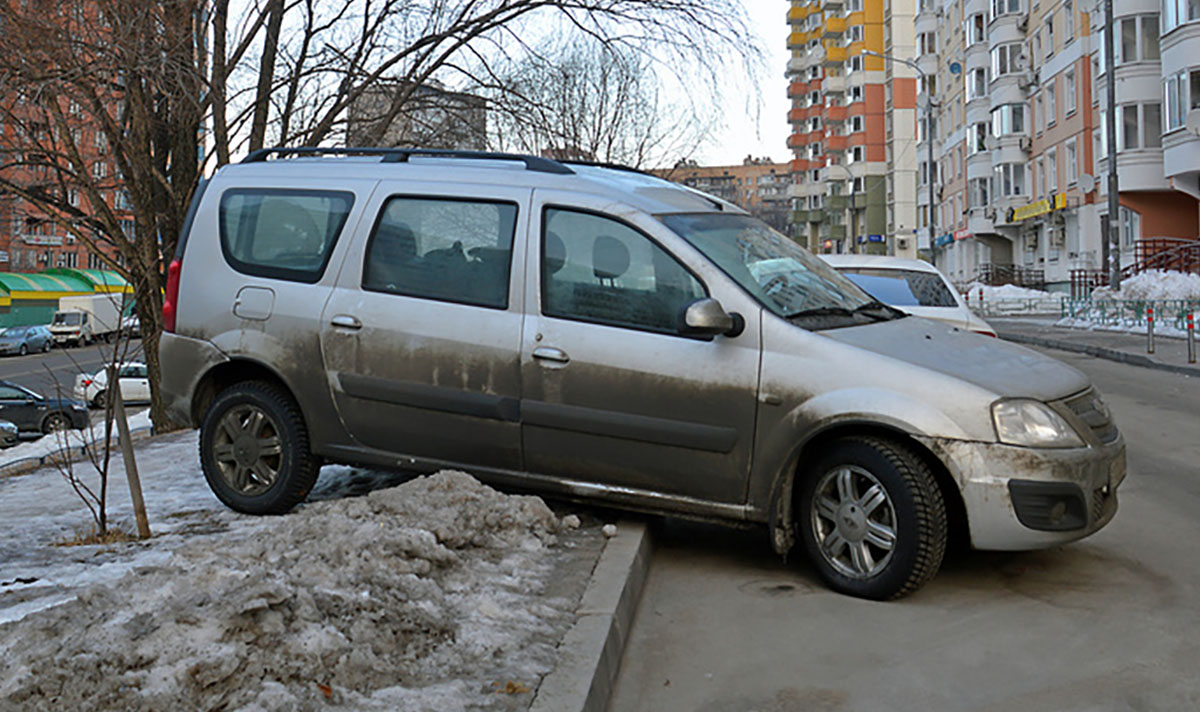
[786, 0, 921, 258]
[658, 158, 793, 232]
[347, 81, 487, 150]
[918, 0, 1200, 291]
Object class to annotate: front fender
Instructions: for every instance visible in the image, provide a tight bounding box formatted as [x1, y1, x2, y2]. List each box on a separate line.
[751, 388, 988, 556]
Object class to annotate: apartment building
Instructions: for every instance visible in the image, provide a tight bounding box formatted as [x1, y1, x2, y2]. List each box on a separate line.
[786, 0, 920, 257]
[658, 158, 793, 232]
[921, 0, 1200, 290]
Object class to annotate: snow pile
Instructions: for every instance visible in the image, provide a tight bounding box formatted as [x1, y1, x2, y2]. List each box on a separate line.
[0, 409, 152, 469]
[0, 470, 584, 711]
[963, 282, 1054, 301]
[1091, 269, 1200, 302]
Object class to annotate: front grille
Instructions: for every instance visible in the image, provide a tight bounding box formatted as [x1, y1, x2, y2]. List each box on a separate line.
[1063, 389, 1120, 444]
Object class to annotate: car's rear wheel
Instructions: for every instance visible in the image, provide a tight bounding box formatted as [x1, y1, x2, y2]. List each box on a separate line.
[199, 381, 318, 514]
[92, 391, 107, 409]
[797, 437, 947, 600]
[41, 413, 71, 434]
[41, 341, 50, 353]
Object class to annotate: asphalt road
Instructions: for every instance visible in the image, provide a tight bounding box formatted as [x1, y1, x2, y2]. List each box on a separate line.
[0, 339, 144, 399]
[608, 349, 1200, 712]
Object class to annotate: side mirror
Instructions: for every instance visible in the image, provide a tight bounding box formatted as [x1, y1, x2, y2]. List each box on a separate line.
[681, 298, 745, 338]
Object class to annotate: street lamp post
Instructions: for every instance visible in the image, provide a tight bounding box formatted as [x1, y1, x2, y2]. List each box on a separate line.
[1104, 0, 1122, 290]
[861, 50, 937, 256]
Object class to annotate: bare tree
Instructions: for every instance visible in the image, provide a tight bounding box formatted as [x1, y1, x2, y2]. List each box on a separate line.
[0, 0, 760, 433]
[485, 39, 716, 168]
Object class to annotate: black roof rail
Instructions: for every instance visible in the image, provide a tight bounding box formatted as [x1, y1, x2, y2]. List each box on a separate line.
[557, 159, 656, 177]
[241, 146, 575, 175]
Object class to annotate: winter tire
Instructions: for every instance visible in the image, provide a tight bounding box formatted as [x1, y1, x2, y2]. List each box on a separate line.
[199, 380, 318, 514]
[41, 413, 71, 434]
[18, 344, 26, 356]
[797, 436, 947, 600]
[42, 341, 50, 353]
[92, 391, 107, 410]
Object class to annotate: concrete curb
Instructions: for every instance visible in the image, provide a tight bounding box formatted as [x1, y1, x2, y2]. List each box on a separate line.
[998, 331, 1200, 377]
[0, 426, 156, 479]
[531, 520, 651, 712]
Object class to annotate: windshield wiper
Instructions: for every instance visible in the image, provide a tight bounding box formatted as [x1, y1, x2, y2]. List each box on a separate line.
[853, 300, 905, 320]
[783, 306, 854, 319]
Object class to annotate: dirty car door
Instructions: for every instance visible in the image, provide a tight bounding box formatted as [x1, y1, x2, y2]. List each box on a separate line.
[320, 183, 529, 470]
[520, 194, 761, 505]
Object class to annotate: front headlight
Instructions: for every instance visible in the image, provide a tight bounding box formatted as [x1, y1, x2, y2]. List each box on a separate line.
[72, 404, 87, 411]
[992, 399, 1085, 448]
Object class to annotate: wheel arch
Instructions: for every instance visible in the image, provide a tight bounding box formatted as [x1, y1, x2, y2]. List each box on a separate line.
[190, 358, 303, 429]
[768, 420, 968, 558]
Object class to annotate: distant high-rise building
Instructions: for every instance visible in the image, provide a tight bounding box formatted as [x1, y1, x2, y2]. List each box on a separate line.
[347, 81, 487, 150]
[785, 0, 920, 258]
[658, 157, 793, 233]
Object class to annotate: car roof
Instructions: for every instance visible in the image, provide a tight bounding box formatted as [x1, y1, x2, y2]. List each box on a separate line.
[818, 254, 945, 275]
[213, 153, 744, 217]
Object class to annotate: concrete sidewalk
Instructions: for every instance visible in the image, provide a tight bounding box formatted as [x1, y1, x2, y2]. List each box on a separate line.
[989, 316, 1200, 377]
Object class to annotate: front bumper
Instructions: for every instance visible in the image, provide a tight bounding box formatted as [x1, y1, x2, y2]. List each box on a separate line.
[917, 435, 1126, 551]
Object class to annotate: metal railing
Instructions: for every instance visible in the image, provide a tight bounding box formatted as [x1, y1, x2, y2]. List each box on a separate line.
[1060, 299, 1200, 332]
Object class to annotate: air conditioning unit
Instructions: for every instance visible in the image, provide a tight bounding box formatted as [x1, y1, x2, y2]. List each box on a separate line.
[1017, 16, 1028, 32]
[1019, 136, 1032, 151]
[897, 237, 910, 250]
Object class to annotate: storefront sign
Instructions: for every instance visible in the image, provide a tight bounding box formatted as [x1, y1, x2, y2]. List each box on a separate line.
[934, 233, 954, 247]
[1010, 193, 1067, 222]
[953, 228, 971, 241]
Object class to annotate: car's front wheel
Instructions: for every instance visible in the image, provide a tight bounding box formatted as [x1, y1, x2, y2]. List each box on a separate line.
[41, 413, 71, 434]
[18, 344, 27, 356]
[199, 381, 319, 514]
[797, 437, 947, 600]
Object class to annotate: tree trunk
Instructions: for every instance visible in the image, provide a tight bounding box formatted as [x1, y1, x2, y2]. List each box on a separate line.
[248, 0, 284, 152]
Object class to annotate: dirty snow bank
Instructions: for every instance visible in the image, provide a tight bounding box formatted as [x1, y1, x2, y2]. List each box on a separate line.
[963, 282, 1055, 301]
[0, 409, 152, 469]
[1, 471, 584, 711]
[1091, 269, 1200, 302]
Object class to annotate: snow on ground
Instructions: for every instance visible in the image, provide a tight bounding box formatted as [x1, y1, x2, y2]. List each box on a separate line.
[0, 430, 603, 711]
[1091, 269, 1200, 302]
[0, 409, 152, 469]
[963, 282, 1056, 301]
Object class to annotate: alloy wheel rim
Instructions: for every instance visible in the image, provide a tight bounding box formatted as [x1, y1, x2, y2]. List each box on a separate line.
[810, 465, 898, 579]
[212, 405, 284, 496]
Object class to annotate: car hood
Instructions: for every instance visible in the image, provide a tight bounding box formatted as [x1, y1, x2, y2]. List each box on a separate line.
[822, 316, 1090, 401]
[0, 336, 24, 344]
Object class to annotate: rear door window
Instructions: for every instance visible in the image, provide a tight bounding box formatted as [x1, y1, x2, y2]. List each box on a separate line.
[362, 196, 518, 309]
[837, 268, 958, 307]
[219, 189, 355, 283]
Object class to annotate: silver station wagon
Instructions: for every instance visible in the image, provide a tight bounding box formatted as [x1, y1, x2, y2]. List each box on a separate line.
[160, 148, 1125, 599]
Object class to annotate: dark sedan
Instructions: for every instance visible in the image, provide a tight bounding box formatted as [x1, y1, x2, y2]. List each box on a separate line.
[0, 326, 53, 356]
[0, 381, 88, 434]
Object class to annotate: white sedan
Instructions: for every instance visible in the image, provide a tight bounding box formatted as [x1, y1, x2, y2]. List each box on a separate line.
[819, 254, 996, 336]
[73, 362, 151, 408]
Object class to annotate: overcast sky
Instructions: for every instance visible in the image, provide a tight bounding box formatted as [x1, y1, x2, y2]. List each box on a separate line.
[694, 2, 790, 166]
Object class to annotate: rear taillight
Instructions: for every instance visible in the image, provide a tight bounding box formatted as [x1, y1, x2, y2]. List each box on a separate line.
[973, 329, 998, 338]
[82, 379, 92, 387]
[163, 258, 181, 333]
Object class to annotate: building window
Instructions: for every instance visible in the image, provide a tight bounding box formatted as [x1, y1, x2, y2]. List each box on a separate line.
[1065, 138, 1078, 184]
[969, 122, 989, 154]
[1065, 0, 1075, 40]
[995, 163, 1027, 197]
[1164, 0, 1200, 31]
[849, 146, 864, 163]
[991, 43, 1025, 77]
[1044, 17, 1055, 58]
[849, 55, 863, 73]
[1117, 102, 1165, 149]
[1035, 157, 1045, 195]
[1035, 94, 1045, 133]
[967, 68, 988, 100]
[990, 0, 1022, 20]
[1065, 70, 1077, 115]
[851, 115, 864, 132]
[1144, 102, 1163, 147]
[967, 13, 986, 44]
[850, 86, 864, 102]
[1046, 81, 1057, 125]
[1046, 147, 1058, 191]
[991, 104, 1027, 136]
[1165, 72, 1185, 131]
[92, 161, 106, 179]
[919, 32, 936, 55]
[1118, 15, 1160, 64]
[1120, 207, 1140, 248]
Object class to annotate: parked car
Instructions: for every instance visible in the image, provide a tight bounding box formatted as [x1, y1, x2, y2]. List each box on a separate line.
[160, 148, 1125, 600]
[0, 325, 53, 356]
[0, 419, 18, 448]
[74, 362, 151, 408]
[121, 315, 141, 338]
[819, 255, 997, 336]
[0, 381, 88, 434]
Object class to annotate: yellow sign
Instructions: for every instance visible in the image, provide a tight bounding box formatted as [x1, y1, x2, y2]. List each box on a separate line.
[1010, 193, 1067, 222]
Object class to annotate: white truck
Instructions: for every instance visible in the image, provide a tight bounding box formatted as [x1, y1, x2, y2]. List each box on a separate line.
[50, 294, 122, 347]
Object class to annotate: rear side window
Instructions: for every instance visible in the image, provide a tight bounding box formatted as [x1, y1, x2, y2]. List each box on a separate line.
[363, 196, 518, 309]
[837, 268, 958, 307]
[219, 189, 354, 283]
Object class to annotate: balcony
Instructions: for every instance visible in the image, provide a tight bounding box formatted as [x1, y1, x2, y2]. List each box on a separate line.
[788, 80, 807, 98]
[824, 46, 847, 65]
[787, 5, 806, 23]
[823, 17, 846, 37]
[825, 104, 848, 121]
[788, 107, 807, 123]
[826, 135, 849, 151]
[788, 31, 806, 50]
[787, 132, 806, 148]
[789, 158, 811, 173]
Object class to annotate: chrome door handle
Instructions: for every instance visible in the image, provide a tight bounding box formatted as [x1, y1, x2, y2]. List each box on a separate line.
[532, 346, 569, 363]
[330, 314, 362, 330]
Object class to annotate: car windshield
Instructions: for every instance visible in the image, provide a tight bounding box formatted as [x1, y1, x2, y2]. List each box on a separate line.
[659, 213, 899, 328]
[836, 268, 959, 307]
[53, 312, 82, 326]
